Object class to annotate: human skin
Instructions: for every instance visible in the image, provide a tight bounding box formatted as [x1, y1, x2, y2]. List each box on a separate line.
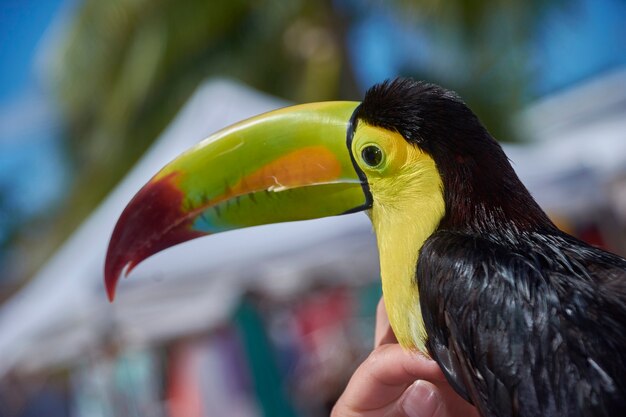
[331, 299, 480, 417]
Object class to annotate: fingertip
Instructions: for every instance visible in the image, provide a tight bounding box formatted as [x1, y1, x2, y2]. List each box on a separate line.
[402, 380, 441, 417]
[374, 298, 391, 346]
[376, 297, 387, 319]
[375, 298, 403, 348]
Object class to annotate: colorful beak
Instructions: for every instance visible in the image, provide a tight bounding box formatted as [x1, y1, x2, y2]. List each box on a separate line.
[104, 101, 370, 301]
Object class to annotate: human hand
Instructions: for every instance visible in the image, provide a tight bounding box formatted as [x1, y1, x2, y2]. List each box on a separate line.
[331, 299, 479, 417]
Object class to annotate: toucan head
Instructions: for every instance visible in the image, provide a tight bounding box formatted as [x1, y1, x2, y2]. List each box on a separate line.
[105, 78, 547, 302]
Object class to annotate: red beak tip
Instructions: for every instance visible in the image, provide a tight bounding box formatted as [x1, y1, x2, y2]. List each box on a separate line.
[104, 260, 138, 302]
[106, 286, 116, 303]
[105, 270, 119, 303]
[103, 172, 204, 302]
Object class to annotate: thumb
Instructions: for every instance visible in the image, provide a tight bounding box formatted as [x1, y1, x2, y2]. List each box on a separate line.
[401, 380, 480, 417]
[400, 380, 443, 417]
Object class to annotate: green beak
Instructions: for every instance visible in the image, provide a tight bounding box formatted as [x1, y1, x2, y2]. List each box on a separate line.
[105, 101, 370, 301]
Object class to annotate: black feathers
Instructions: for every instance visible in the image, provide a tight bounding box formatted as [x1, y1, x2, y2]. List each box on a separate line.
[358, 78, 483, 146]
[419, 231, 626, 417]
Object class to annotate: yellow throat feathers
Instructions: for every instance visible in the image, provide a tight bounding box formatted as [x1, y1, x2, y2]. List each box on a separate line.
[353, 124, 445, 353]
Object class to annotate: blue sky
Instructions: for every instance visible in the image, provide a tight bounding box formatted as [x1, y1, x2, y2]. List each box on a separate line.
[0, 0, 69, 248]
[345, 0, 626, 95]
[0, 0, 66, 103]
[534, 0, 626, 94]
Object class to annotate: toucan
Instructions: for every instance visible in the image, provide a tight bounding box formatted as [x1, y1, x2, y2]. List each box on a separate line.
[105, 78, 626, 417]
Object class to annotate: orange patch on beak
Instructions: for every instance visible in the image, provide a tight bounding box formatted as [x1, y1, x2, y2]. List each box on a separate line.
[229, 146, 343, 195]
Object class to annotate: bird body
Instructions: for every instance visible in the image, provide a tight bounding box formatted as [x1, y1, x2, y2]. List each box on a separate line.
[357, 79, 626, 416]
[105, 78, 626, 417]
[421, 230, 626, 417]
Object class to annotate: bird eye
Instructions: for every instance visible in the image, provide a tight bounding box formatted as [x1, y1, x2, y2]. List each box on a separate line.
[361, 145, 383, 167]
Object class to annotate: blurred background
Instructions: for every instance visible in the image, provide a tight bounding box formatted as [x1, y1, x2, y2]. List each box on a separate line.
[1, 0, 625, 415]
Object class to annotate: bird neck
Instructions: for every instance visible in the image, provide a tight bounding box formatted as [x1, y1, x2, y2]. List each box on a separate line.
[436, 143, 556, 238]
[369, 156, 445, 353]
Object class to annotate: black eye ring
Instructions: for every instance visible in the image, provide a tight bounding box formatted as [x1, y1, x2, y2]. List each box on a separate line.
[361, 145, 383, 167]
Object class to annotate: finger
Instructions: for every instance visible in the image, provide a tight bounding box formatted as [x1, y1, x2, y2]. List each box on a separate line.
[334, 344, 446, 414]
[399, 380, 480, 417]
[398, 380, 441, 417]
[375, 298, 398, 347]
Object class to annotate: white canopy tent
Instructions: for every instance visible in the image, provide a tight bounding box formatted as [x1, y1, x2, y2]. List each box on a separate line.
[508, 69, 626, 218]
[1, 72, 625, 377]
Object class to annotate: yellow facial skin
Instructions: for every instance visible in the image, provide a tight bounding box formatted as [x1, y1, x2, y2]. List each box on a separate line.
[351, 123, 446, 353]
